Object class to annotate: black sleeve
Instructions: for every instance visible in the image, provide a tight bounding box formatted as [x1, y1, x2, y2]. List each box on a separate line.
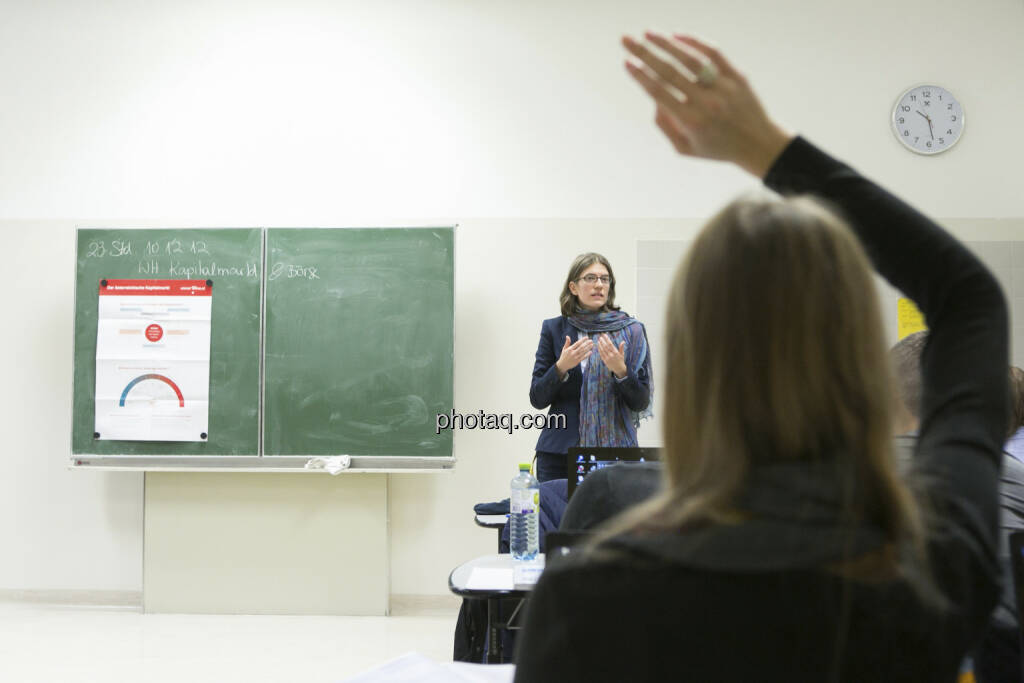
[513, 565, 585, 683]
[530, 321, 572, 410]
[560, 463, 662, 531]
[560, 469, 614, 531]
[765, 137, 1008, 594]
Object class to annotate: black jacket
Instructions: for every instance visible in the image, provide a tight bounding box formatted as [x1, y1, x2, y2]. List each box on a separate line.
[529, 315, 652, 454]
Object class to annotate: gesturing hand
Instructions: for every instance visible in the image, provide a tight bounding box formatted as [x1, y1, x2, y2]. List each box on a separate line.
[597, 334, 628, 379]
[555, 336, 595, 378]
[621, 32, 793, 178]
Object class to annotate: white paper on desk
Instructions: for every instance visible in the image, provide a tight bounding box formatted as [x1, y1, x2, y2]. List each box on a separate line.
[342, 652, 515, 683]
[513, 564, 544, 587]
[446, 661, 516, 683]
[342, 652, 446, 682]
[465, 567, 514, 590]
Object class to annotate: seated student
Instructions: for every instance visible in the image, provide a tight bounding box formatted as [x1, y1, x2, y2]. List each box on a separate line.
[979, 366, 1024, 683]
[514, 33, 1007, 682]
[891, 333, 1024, 682]
[499, 478, 569, 552]
[559, 461, 662, 532]
[1006, 366, 1024, 463]
[976, 368, 1024, 683]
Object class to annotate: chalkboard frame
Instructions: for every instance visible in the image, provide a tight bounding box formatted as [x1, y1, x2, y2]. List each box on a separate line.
[70, 226, 456, 473]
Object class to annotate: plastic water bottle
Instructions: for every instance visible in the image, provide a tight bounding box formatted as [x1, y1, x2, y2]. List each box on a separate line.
[510, 463, 540, 561]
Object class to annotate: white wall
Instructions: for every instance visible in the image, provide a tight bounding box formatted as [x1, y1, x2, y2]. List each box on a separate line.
[3, 0, 1024, 596]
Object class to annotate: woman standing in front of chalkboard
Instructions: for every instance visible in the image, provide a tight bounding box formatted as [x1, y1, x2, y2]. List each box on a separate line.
[529, 253, 653, 482]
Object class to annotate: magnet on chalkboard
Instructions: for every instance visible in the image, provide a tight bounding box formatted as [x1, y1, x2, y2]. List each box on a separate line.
[93, 432, 100, 439]
[101, 280, 108, 287]
[206, 280, 213, 287]
[200, 432, 208, 440]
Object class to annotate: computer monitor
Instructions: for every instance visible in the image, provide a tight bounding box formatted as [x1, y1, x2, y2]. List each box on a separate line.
[565, 446, 660, 499]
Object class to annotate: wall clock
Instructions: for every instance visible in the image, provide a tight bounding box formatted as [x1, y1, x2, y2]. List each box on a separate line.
[891, 84, 964, 155]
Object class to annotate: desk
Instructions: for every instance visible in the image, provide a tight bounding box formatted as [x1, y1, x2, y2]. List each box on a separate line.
[449, 554, 545, 664]
[474, 514, 508, 552]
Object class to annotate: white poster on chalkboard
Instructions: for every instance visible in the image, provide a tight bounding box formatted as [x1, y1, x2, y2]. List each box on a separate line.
[94, 279, 212, 442]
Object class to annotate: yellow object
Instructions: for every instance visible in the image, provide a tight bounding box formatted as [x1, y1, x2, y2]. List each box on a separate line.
[897, 298, 928, 339]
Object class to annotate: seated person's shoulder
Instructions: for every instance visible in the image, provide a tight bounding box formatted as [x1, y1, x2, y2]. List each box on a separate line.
[1003, 453, 1024, 479]
[561, 462, 662, 532]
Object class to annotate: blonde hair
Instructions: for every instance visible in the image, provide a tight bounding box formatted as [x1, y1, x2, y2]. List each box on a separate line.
[559, 253, 619, 316]
[614, 194, 929, 584]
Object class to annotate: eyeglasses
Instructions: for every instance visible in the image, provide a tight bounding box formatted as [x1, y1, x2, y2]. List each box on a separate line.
[578, 275, 612, 285]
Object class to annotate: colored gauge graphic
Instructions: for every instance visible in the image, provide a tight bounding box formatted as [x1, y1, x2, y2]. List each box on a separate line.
[119, 374, 185, 407]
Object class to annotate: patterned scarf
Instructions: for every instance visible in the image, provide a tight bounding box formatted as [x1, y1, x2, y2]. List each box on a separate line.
[568, 308, 654, 448]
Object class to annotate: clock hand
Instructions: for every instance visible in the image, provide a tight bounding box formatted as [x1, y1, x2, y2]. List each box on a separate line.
[916, 110, 935, 140]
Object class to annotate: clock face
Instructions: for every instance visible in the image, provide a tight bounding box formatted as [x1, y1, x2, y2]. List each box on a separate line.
[891, 84, 964, 155]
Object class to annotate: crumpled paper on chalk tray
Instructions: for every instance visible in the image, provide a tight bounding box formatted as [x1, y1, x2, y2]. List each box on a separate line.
[304, 455, 351, 475]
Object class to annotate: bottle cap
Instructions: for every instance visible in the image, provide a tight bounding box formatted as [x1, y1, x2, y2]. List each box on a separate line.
[519, 463, 532, 471]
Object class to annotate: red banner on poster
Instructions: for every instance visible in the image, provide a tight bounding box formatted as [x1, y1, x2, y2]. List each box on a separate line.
[98, 279, 212, 296]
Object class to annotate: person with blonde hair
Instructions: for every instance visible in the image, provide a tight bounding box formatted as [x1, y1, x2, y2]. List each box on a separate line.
[514, 33, 1008, 682]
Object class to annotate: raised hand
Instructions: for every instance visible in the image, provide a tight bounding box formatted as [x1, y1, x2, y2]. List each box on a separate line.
[555, 335, 595, 378]
[596, 334, 628, 379]
[621, 32, 793, 178]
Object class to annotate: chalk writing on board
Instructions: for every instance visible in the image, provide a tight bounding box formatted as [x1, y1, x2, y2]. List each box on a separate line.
[167, 261, 259, 278]
[74, 228, 264, 457]
[136, 260, 257, 277]
[84, 236, 261, 278]
[86, 240, 136, 258]
[87, 239, 215, 259]
[268, 263, 321, 281]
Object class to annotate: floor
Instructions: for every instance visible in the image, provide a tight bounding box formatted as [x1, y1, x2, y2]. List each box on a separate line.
[0, 598, 461, 682]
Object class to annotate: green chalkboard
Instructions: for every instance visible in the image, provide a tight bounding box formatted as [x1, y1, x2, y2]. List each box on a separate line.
[72, 229, 262, 455]
[263, 228, 454, 457]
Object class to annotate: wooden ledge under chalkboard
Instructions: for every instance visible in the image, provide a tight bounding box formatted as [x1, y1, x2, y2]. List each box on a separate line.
[67, 456, 456, 473]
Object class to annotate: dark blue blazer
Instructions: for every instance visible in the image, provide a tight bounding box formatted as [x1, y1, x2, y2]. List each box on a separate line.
[529, 316, 652, 454]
